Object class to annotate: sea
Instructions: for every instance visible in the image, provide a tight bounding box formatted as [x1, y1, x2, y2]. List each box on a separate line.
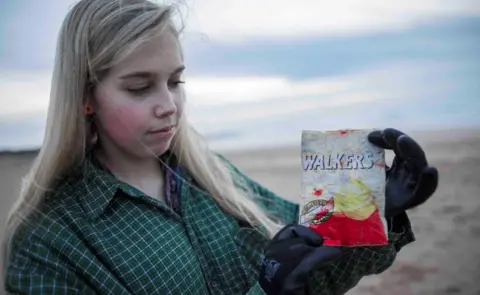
[189, 96, 480, 152]
[0, 92, 478, 152]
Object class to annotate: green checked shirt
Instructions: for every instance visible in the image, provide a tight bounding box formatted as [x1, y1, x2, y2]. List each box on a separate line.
[4, 152, 415, 295]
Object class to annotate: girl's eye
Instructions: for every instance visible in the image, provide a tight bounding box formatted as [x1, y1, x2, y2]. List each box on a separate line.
[127, 85, 151, 95]
[168, 80, 185, 89]
[126, 80, 185, 94]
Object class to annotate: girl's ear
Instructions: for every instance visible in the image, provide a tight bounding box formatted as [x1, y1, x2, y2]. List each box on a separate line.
[85, 96, 98, 146]
[85, 83, 96, 116]
[85, 91, 96, 116]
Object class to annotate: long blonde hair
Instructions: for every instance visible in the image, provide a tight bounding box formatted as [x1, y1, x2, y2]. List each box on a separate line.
[2, 0, 284, 275]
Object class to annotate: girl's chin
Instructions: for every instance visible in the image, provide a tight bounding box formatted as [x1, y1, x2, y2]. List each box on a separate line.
[148, 140, 174, 156]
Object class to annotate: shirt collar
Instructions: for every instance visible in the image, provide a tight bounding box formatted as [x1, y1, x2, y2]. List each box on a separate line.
[68, 150, 179, 221]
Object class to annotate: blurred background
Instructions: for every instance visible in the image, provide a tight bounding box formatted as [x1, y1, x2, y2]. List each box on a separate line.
[1, 0, 479, 151]
[1, 0, 479, 294]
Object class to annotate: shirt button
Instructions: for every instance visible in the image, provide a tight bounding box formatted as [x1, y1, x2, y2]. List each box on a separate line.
[211, 280, 219, 289]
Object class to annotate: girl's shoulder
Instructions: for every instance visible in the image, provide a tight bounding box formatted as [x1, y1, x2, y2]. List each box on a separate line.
[9, 157, 117, 252]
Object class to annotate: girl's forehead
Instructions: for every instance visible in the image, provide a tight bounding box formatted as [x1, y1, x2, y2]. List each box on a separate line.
[110, 33, 182, 78]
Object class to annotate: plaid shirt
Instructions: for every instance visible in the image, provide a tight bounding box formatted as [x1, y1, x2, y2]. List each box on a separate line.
[4, 152, 414, 295]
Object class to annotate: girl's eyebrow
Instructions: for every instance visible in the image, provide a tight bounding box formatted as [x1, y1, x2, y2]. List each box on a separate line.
[119, 65, 185, 80]
[171, 65, 186, 75]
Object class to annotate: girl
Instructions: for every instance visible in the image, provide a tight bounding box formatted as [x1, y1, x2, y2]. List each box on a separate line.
[2, 0, 438, 294]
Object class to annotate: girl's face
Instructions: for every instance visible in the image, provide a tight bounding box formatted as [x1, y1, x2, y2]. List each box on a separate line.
[92, 32, 185, 159]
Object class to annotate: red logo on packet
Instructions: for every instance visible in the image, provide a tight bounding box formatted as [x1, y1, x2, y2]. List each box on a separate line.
[307, 180, 388, 247]
[310, 208, 387, 247]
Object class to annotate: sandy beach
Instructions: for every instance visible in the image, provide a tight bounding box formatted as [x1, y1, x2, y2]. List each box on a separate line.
[1, 128, 479, 294]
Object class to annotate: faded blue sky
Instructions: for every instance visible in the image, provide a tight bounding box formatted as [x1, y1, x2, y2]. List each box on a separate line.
[0, 0, 479, 150]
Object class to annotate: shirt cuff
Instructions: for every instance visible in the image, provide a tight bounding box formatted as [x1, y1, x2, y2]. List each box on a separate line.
[387, 211, 416, 252]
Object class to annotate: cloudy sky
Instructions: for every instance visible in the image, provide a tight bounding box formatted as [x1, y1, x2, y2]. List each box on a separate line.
[0, 0, 479, 150]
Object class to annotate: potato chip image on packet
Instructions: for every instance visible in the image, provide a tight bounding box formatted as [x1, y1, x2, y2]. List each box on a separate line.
[300, 129, 388, 247]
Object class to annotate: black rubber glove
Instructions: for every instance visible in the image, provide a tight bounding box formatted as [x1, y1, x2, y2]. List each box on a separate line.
[368, 128, 439, 218]
[259, 224, 341, 295]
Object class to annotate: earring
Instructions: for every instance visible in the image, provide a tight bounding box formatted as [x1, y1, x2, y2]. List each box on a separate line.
[85, 103, 94, 116]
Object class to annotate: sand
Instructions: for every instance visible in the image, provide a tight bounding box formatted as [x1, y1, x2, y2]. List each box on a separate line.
[1, 128, 479, 295]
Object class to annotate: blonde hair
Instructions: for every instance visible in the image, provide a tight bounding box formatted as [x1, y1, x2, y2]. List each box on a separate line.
[2, 0, 284, 276]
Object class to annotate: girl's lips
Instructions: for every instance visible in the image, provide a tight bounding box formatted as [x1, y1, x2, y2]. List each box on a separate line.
[151, 126, 172, 133]
[149, 126, 175, 137]
[150, 124, 175, 133]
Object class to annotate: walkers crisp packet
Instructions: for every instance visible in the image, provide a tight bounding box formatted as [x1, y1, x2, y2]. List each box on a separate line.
[299, 129, 389, 247]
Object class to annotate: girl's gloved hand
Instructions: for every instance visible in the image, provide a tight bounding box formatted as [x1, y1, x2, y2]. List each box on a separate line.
[368, 128, 439, 218]
[259, 224, 341, 295]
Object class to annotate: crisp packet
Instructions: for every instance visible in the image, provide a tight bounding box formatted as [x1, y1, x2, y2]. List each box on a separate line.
[299, 129, 388, 247]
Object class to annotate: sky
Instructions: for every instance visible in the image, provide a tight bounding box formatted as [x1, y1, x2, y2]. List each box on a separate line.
[0, 0, 479, 150]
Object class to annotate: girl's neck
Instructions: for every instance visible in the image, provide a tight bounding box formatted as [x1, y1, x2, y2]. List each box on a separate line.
[94, 145, 166, 202]
[96, 147, 161, 177]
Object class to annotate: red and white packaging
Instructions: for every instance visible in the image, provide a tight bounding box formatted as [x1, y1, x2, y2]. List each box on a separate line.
[300, 129, 389, 247]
